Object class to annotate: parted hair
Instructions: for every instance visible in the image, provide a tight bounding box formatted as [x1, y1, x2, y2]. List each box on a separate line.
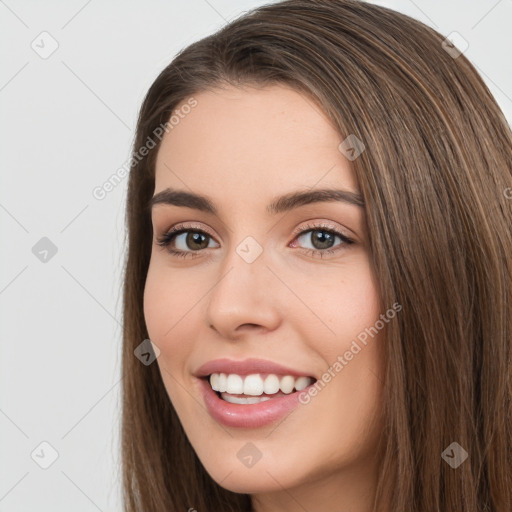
[120, 1, 512, 510]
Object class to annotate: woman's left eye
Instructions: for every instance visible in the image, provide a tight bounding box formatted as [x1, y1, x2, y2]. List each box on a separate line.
[156, 224, 354, 259]
[292, 226, 354, 257]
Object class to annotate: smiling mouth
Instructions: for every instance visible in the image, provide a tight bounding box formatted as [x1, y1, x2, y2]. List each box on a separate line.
[205, 372, 317, 404]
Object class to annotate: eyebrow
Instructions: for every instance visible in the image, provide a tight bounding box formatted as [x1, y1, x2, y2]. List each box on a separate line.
[148, 187, 365, 215]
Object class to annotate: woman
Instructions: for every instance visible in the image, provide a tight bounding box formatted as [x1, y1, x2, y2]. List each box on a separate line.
[120, 1, 512, 510]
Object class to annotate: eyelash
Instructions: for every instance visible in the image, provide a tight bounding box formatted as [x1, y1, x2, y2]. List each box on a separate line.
[155, 222, 355, 260]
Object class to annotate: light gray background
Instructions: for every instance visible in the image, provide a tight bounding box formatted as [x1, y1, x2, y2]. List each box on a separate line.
[1, 1, 511, 510]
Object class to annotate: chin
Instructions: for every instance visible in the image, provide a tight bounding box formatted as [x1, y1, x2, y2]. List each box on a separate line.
[206, 463, 301, 494]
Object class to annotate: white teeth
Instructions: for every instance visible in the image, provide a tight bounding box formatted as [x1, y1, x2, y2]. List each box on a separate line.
[209, 372, 314, 396]
[226, 374, 243, 394]
[263, 374, 280, 394]
[294, 376, 311, 391]
[218, 372, 227, 392]
[221, 393, 271, 404]
[243, 374, 264, 396]
[280, 375, 295, 394]
[210, 373, 220, 391]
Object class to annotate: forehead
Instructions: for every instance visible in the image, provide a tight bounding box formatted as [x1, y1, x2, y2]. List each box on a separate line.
[154, 84, 359, 201]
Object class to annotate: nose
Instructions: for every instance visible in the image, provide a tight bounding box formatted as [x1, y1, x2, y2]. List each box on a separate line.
[204, 238, 282, 340]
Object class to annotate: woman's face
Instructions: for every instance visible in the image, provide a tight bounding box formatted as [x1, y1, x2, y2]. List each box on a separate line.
[144, 84, 387, 509]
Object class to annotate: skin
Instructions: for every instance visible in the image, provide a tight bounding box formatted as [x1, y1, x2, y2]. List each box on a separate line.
[144, 84, 388, 512]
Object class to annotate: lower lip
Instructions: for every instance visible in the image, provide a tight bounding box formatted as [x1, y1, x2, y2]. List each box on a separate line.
[198, 377, 311, 429]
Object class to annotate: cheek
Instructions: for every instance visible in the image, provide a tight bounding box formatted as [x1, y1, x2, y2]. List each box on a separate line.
[299, 269, 385, 467]
[318, 260, 381, 344]
[143, 264, 195, 410]
[311, 259, 384, 408]
[143, 262, 194, 377]
[143, 267, 169, 342]
[143, 260, 194, 342]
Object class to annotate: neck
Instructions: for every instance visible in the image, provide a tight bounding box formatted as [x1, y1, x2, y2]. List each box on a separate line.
[251, 453, 383, 512]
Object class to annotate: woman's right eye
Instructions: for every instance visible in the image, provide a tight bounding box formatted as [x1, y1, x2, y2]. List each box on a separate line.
[156, 228, 219, 258]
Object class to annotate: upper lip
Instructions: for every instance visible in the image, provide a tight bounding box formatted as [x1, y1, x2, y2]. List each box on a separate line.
[195, 358, 316, 379]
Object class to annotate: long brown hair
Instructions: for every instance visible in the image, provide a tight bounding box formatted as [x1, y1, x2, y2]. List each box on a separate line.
[120, 1, 512, 510]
